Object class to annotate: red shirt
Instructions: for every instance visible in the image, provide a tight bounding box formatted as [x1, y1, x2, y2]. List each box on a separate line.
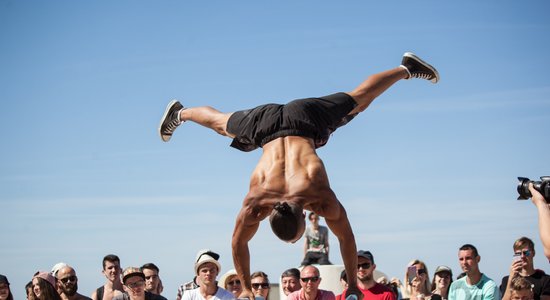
[337, 283, 396, 300]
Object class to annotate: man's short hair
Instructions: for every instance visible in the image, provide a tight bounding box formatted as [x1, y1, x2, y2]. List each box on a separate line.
[269, 202, 305, 241]
[514, 237, 535, 251]
[459, 244, 479, 257]
[102, 254, 120, 269]
[510, 277, 534, 293]
[281, 268, 300, 279]
[140, 263, 159, 273]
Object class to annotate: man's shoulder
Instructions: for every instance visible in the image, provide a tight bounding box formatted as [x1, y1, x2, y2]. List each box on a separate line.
[146, 291, 168, 300]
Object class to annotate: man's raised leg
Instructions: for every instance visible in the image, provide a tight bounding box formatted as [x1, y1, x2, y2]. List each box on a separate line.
[159, 100, 233, 142]
[348, 52, 439, 114]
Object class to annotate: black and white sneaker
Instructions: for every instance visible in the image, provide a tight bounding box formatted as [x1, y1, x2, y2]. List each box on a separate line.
[401, 52, 440, 84]
[158, 100, 184, 142]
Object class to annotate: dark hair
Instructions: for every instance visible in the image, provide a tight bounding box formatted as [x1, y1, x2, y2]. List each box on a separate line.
[281, 268, 300, 279]
[459, 244, 479, 257]
[269, 202, 304, 241]
[308, 212, 318, 220]
[32, 277, 62, 300]
[340, 270, 347, 282]
[25, 281, 33, 297]
[102, 254, 120, 269]
[141, 263, 160, 273]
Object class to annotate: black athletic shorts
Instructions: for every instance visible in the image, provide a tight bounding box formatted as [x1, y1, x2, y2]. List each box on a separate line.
[226, 92, 358, 152]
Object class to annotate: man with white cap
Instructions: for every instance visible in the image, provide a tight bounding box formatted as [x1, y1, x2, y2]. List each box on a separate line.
[177, 250, 221, 300]
[182, 249, 235, 300]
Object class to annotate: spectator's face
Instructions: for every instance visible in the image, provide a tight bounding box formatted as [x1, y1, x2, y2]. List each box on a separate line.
[300, 267, 321, 295]
[0, 283, 10, 300]
[357, 257, 374, 282]
[142, 268, 160, 292]
[123, 276, 146, 299]
[197, 263, 218, 286]
[434, 272, 451, 289]
[251, 276, 269, 298]
[225, 275, 242, 297]
[103, 261, 121, 282]
[281, 276, 299, 296]
[57, 267, 78, 296]
[511, 289, 533, 300]
[32, 278, 42, 298]
[458, 249, 479, 274]
[514, 247, 534, 267]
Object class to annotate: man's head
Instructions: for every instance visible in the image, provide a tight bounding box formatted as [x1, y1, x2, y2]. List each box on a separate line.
[269, 202, 305, 243]
[300, 265, 321, 296]
[56, 266, 79, 297]
[281, 268, 300, 296]
[308, 212, 320, 227]
[357, 250, 376, 283]
[514, 237, 535, 268]
[510, 277, 534, 300]
[140, 263, 160, 294]
[122, 267, 146, 300]
[102, 254, 122, 283]
[458, 244, 480, 275]
[194, 249, 221, 286]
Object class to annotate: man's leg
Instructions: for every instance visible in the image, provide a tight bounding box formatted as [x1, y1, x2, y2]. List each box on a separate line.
[159, 100, 234, 142]
[348, 52, 439, 115]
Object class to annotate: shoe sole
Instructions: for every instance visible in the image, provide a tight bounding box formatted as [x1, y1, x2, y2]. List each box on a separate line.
[403, 52, 440, 84]
[158, 99, 179, 142]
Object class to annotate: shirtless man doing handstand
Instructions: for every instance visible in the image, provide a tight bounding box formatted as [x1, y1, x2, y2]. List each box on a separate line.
[159, 52, 439, 300]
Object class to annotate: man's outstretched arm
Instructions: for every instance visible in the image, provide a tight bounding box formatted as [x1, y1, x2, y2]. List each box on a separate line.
[232, 203, 261, 300]
[322, 198, 362, 299]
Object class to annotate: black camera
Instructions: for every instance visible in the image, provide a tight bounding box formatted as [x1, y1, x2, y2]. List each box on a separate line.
[517, 176, 550, 202]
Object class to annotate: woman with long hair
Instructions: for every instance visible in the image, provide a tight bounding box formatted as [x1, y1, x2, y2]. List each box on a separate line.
[30, 271, 62, 300]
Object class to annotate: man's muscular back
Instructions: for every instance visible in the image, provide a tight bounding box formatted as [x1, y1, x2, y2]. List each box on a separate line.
[246, 136, 338, 218]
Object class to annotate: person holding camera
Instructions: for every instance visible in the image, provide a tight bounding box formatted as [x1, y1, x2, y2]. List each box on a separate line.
[499, 237, 550, 300]
[529, 183, 550, 261]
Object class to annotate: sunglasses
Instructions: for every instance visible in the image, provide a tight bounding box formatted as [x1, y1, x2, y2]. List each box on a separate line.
[252, 283, 269, 289]
[126, 280, 145, 289]
[227, 280, 241, 285]
[514, 250, 531, 257]
[417, 269, 427, 275]
[357, 263, 371, 270]
[301, 276, 320, 283]
[59, 276, 77, 284]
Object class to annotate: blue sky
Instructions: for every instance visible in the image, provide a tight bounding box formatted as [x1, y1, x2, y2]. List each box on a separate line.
[1, 1, 550, 299]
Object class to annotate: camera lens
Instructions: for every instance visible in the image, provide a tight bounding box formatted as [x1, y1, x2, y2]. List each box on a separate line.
[517, 177, 532, 200]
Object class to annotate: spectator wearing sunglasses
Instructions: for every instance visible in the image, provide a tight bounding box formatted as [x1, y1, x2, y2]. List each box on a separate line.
[220, 269, 242, 298]
[403, 260, 432, 300]
[448, 244, 499, 300]
[500, 237, 550, 300]
[251, 272, 270, 299]
[288, 265, 334, 300]
[338, 250, 395, 300]
[55, 265, 92, 300]
[114, 267, 166, 300]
